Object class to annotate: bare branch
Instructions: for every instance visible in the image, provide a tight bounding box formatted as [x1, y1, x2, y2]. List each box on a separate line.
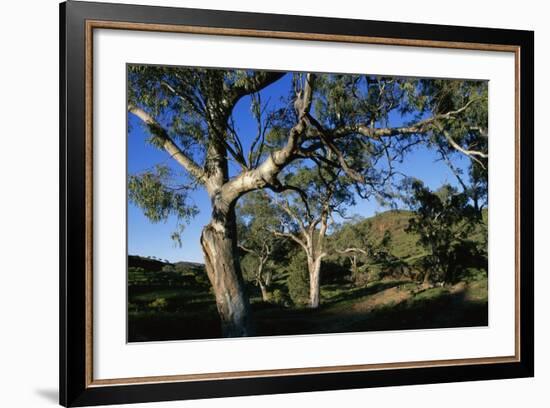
[441, 129, 488, 162]
[438, 147, 469, 192]
[337, 247, 368, 255]
[273, 197, 308, 235]
[268, 182, 312, 220]
[238, 243, 257, 255]
[272, 230, 308, 251]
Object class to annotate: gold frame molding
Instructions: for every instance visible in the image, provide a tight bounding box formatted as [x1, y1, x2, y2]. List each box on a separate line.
[84, 20, 521, 388]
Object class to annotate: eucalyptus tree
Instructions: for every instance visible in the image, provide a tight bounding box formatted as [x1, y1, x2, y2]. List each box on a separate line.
[237, 192, 285, 302]
[127, 66, 487, 336]
[427, 79, 488, 214]
[268, 160, 355, 308]
[332, 220, 392, 283]
[405, 182, 479, 284]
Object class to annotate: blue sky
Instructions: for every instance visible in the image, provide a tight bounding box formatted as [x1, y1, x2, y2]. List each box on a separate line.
[128, 73, 469, 263]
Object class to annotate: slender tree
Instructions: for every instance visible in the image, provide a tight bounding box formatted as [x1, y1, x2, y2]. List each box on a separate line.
[237, 192, 285, 301]
[128, 67, 487, 336]
[268, 160, 354, 308]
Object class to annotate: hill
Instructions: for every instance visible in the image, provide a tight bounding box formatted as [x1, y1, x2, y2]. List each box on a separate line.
[361, 210, 420, 260]
[127, 209, 488, 342]
[128, 255, 168, 272]
[128, 255, 205, 273]
[333, 208, 487, 262]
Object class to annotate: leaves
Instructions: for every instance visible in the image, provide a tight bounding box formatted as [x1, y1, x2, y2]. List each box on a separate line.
[405, 181, 484, 283]
[128, 165, 198, 245]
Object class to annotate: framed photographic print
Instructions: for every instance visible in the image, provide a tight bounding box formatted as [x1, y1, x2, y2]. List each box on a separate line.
[60, 1, 534, 406]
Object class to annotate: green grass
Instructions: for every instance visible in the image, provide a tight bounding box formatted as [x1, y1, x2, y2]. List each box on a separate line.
[127, 209, 488, 342]
[363, 210, 420, 258]
[128, 274, 488, 342]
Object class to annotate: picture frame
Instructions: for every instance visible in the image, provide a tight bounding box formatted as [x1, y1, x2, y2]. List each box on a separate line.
[60, 1, 534, 406]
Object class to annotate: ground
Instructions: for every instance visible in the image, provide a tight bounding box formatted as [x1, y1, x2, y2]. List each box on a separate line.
[128, 270, 488, 342]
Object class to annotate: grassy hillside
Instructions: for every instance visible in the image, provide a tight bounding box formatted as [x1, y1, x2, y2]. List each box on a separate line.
[127, 209, 488, 342]
[361, 210, 421, 259]
[350, 208, 487, 261]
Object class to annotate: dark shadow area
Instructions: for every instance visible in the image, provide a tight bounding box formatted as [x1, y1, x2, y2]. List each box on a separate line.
[128, 277, 487, 342]
[323, 280, 409, 305]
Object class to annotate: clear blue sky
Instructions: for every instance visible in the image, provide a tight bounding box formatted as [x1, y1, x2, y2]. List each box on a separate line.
[127, 73, 468, 263]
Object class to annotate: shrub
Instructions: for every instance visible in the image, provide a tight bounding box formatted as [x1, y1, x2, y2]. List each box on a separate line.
[321, 259, 351, 284]
[161, 264, 175, 273]
[271, 288, 291, 307]
[194, 272, 210, 287]
[287, 252, 310, 305]
[148, 297, 168, 311]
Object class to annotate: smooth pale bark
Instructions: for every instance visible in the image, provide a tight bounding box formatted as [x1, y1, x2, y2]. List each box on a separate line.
[238, 240, 275, 302]
[197, 75, 315, 334]
[259, 281, 269, 302]
[257, 256, 270, 302]
[200, 206, 253, 336]
[337, 248, 368, 284]
[307, 255, 322, 309]
[350, 255, 358, 282]
[276, 210, 328, 309]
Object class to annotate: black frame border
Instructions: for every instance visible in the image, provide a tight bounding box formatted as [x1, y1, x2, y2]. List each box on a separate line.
[60, 1, 534, 406]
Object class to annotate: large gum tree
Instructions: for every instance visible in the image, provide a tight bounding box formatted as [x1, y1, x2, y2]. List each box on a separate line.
[127, 67, 487, 337]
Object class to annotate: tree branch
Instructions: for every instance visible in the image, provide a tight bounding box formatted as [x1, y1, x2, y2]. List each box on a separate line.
[219, 74, 316, 205]
[128, 104, 206, 183]
[238, 243, 257, 255]
[355, 97, 483, 140]
[441, 129, 488, 161]
[227, 71, 286, 108]
[272, 230, 308, 251]
[267, 182, 312, 220]
[273, 197, 308, 235]
[305, 113, 366, 183]
[337, 247, 368, 255]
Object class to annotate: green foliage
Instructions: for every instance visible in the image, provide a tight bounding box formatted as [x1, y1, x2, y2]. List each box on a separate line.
[237, 192, 290, 286]
[148, 297, 168, 311]
[405, 181, 486, 283]
[270, 289, 290, 306]
[421, 79, 488, 175]
[237, 192, 284, 250]
[286, 252, 310, 305]
[239, 254, 259, 283]
[128, 66, 488, 274]
[329, 216, 404, 284]
[128, 165, 198, 245]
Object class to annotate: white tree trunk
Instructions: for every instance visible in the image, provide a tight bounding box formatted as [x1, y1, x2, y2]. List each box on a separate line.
[257, 258, 270, 302]
[200, 208, 253, 337]
[308, 255, 322, 309]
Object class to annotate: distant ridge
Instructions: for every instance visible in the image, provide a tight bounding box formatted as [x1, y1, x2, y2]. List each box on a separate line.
[128, 254, 205, 272]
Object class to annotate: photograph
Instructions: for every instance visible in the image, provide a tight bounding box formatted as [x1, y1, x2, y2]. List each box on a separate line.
[126, 65, 489, 342]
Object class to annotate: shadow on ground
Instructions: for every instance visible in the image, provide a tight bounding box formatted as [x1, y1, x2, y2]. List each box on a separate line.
[128, 277, 487, 342]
